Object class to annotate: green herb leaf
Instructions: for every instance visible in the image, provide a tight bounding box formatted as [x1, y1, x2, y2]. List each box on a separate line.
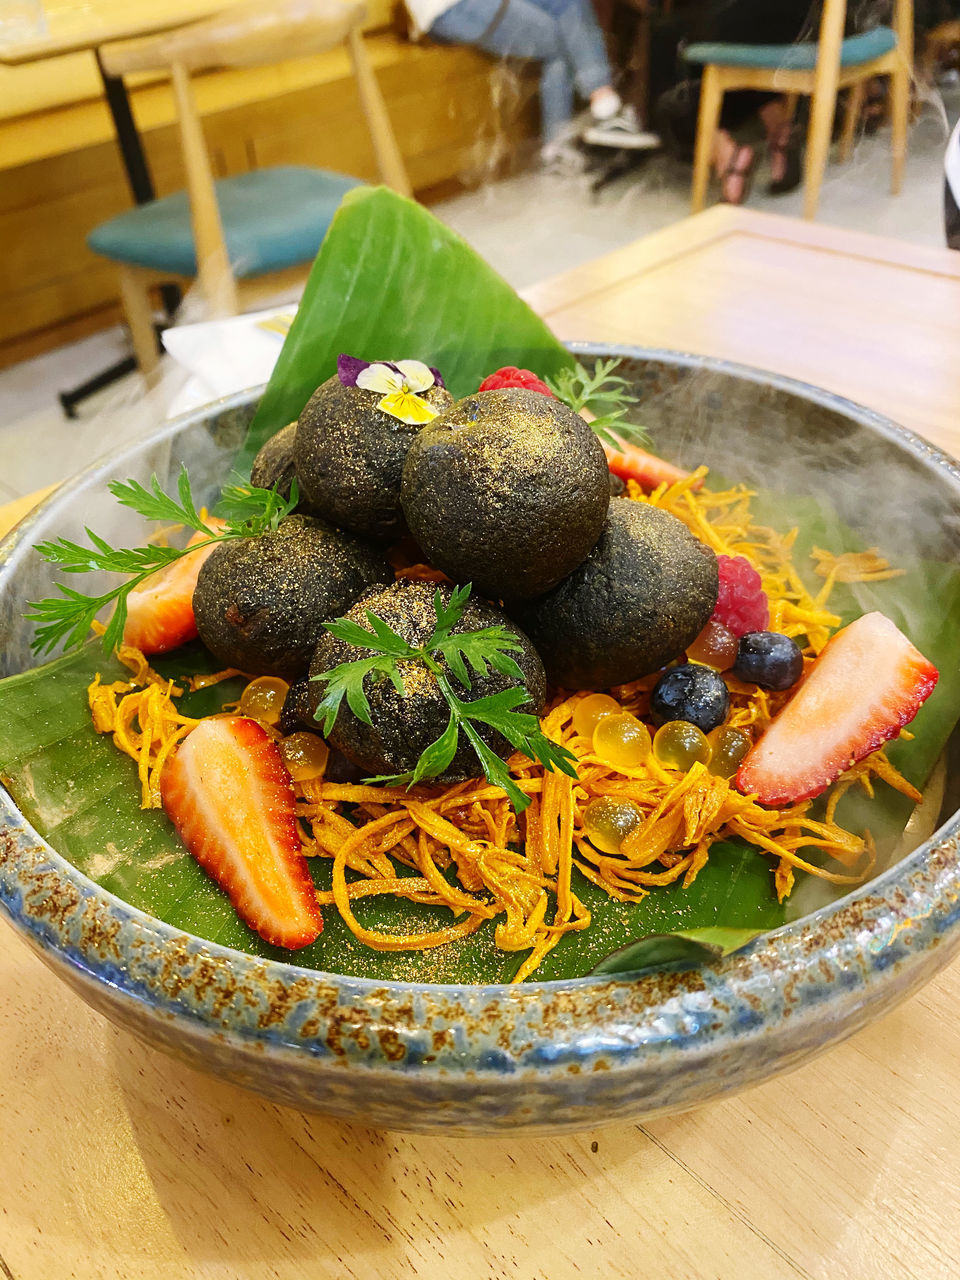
[588, 415, 649, 452]
[434, 627, 525, 690]
[27, 471, 296, 656]
[109, 467, 210, 533]
[546, 357, 651, 450]
[311, 653, 401, 734]
[458, 717, 525, 807]
[545, 357, 631, 414]
[425, 583, 473, 648]
[214, 474, 299, 535]
[313, 588, 574, 808]
[411, 710, 461, 783]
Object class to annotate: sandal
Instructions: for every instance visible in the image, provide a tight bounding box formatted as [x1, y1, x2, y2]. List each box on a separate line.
[719, 144, 756, 205]
[767, 124, 802, 196]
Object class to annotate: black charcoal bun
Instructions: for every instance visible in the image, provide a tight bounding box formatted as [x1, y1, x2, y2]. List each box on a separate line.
[193, 514, 391, 678]
[511, 500, 719, 689]
[400, 388, 610, 601]
[295, 373, 454, 542]
[309, 580, 546, 783]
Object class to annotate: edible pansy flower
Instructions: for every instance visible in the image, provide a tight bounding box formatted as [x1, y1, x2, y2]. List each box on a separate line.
[337, 355, 445, 426]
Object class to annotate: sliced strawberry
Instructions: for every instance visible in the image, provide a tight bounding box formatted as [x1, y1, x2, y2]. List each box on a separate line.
[123, 519, 225, 654]
[736, 612, 938, 806]
[161, 716, 323, 949]
[603, 442, 701, 492]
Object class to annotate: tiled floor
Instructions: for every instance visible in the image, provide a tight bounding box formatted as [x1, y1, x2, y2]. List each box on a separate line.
[0, 90, 957, 504]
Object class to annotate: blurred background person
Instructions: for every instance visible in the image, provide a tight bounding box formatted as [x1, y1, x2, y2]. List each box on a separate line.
[406, 0, 660, 165]
[946, 115, 960, 245]
[654, 0, 818, 202]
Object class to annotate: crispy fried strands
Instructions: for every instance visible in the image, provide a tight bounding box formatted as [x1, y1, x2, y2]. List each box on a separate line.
[88, 470, 923, 979]
[88, 669, 201, 809]
[810, 546, 906, 608]
[633, 468, 843, 654]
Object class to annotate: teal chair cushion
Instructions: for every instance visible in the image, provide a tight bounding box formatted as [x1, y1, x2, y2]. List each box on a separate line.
[684, 25, 896, 71]
[87, 165, 364, 277]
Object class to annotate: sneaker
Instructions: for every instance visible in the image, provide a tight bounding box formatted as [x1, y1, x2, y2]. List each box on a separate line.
[590, 88, 622, 122]
[540, 140, 588, 175]
[583, 106, 661, 151]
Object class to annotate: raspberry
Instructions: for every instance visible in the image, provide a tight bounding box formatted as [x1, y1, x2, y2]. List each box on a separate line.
[478, 366, 555, 397]
[711, 554, 770, 637]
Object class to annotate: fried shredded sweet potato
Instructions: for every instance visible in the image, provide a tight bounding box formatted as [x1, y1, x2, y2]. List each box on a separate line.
[87, 469, 923, 978]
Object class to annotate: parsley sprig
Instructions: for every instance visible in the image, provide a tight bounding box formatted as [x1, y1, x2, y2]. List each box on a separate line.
[546, 357, 651, 451]
[313, 584, 578, 811]
[27, 467, 298, 656]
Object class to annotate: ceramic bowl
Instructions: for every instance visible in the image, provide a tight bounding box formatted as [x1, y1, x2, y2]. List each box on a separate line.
[2, 345, 959, 1136]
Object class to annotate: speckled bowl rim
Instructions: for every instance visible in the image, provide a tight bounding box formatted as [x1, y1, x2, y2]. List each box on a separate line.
[3, 342, 960, 1082]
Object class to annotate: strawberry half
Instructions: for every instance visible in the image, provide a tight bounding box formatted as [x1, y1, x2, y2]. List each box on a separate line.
[161, 716, 323, 949]
[603, 441, 700, 492]
[736, 612, 938, 807]
[123, 519, 226, 654]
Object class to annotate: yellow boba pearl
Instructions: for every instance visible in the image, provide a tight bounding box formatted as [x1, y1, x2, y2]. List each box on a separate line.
[583, 796, 644, 855]
[652, 720, 712, 771]
[238, 676, 290, 726]
[572, 693, 621, 739]
[706, 725, 752, 779]
[279, 732, 330, 782]
[593, 712, 652, 770]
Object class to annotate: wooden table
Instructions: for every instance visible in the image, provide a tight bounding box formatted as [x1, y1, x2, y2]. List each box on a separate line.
[3, 206, 960, 1279]
[0, 0, 230, 65]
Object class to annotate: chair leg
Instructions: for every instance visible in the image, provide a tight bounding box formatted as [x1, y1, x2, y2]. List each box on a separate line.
[889, 63, 910, 194]
[802, 83, 838, 220]
[117, 264, 160, 385]
[783, 93, 799, 124]
[691, 65, 724, 214]
[839, 80, 866, 163]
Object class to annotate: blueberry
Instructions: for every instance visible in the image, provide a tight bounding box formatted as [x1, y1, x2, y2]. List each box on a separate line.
[650, 663, 729, 733]
[733, 631, 804, 691]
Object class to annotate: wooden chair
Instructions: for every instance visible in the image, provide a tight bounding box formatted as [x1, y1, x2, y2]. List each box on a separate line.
[88, 0, 412, 379]
[686, 0, 914, 220]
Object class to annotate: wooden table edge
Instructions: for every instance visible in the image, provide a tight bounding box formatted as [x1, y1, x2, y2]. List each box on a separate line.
[522, 205, 960, 319]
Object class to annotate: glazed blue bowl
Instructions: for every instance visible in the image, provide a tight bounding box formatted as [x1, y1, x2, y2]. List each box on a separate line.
[2, 346, 960, 1135]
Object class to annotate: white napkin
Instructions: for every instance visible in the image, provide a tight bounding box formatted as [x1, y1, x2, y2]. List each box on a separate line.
[161, 307, 297, 417]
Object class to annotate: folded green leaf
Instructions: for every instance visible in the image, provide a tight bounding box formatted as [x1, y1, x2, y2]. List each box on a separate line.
[239, 187, 575, 469]
[589, 926, 764, 976]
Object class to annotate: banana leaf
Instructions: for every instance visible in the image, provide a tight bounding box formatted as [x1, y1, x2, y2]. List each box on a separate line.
[239, 187, 575, 472]
[2, 489, 958, 982]
[0, 638, 785, 982]
[589, 927, 764, 977]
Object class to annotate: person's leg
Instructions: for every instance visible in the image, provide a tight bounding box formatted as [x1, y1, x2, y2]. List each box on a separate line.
[430, 0, 573, 142]
[757, 96, 802, 194]
[715, 132, 755, 204]
[544, 0, 614, 101]
[538, 54, 577, 143]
